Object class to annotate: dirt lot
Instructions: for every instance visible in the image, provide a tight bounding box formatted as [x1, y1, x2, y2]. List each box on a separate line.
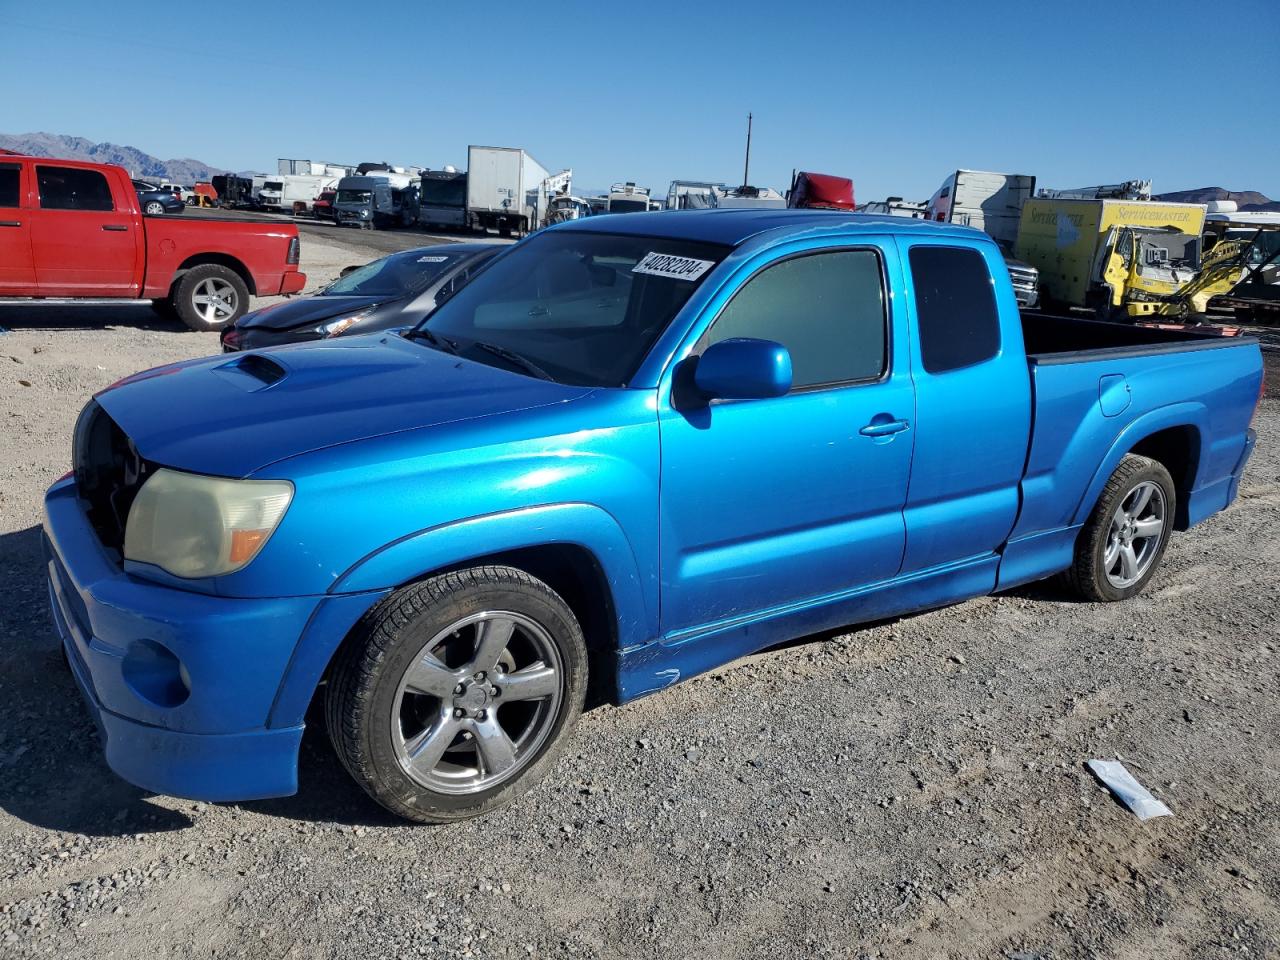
[0, 229, 1278, 959]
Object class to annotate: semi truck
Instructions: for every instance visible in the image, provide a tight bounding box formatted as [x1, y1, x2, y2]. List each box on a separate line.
[466, 146, 568, 236]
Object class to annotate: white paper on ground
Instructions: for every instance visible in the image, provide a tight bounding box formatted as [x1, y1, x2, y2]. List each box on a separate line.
[1087, 759, 1173, 821]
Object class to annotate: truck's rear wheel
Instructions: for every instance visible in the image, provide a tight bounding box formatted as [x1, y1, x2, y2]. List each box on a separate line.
[172, 264, 249, 331]
[325, 566, 588, 823]
[1066, 454, 1175, 602]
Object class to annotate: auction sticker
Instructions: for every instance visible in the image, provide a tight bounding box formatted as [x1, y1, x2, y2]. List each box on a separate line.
[633, 252, 715, 281]
[418, 255, 449, 263]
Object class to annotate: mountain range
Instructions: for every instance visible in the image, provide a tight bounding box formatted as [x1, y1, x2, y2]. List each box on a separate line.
[0, 132, 229, 183]
[1153, 187, 1278, 212]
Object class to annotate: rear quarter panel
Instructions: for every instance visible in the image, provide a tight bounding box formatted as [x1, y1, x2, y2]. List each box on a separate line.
[1013, 341, 1263, 541]
[139, 217, 301, 298]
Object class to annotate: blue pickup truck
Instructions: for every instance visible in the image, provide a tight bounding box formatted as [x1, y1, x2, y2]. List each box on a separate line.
[44, 210, 1262, 822]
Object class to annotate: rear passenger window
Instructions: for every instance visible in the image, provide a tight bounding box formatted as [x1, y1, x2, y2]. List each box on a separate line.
[0, 163, 19, 207]
[909, 246, 1000, 373]
[36, 166, 114, 212]
[703, 250, 886, 389]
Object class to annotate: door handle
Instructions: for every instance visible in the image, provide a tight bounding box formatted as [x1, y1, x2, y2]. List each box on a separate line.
[0, 220, 20, 227]
[102, 224, 128, 232]
[859, 418, 910, 438]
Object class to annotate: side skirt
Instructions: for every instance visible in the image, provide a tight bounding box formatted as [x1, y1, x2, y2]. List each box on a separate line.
[616, 554, 999, 702]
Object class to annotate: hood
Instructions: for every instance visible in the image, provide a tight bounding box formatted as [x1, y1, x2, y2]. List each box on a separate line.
[237, 294, 391, 332]
[95, 334, 593, 477]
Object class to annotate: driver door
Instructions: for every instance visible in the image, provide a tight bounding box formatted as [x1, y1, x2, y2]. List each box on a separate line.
[658, 241, 915, 638]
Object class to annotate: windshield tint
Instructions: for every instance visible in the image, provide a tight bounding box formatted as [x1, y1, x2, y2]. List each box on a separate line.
[323, 250, 460, 297]
[337, 189, 372, 203]
[419, 231, 728, 387]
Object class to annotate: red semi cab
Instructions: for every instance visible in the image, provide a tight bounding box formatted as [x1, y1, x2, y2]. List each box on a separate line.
[0, 155, 306, 330]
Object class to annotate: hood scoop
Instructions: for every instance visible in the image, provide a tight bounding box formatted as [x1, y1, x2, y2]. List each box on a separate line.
[214, 353, 287, 390]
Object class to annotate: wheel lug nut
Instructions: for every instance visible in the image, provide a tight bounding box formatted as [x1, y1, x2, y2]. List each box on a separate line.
[474, 671, 486, 681]
[492, 687, 501, 698]
[454, 684, 465, 695]
[477, 709, 487, 721]
[453, 708, 465, 719]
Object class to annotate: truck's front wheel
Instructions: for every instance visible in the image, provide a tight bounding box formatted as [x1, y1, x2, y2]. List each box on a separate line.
[1066, 454, 1175, 602]
[326, 566, 588, 823]
[172, 264, 249, 331]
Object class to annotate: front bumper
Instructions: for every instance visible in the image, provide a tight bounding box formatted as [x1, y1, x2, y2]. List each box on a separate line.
[43, 478, 320, 801]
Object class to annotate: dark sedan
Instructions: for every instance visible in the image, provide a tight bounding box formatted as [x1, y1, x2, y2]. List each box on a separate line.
[133, 180, 185, 216]
[220, 243, 502, 352]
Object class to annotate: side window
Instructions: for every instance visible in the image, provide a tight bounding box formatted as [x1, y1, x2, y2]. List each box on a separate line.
[909, 246, 1000, 373]
[36, 166, 114, 212]
[703, 250, 886, 389]
[0, 163, 19, 207]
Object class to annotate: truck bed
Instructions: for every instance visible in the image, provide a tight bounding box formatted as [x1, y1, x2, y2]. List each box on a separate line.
[1001, 312, 1262, 587]
[1020, 311, 1236, 362]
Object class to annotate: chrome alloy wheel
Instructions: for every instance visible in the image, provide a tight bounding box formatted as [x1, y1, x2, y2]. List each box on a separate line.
[1103, 480, 1166, 589]
[390, 611, 565, 795]
[191, 277, 239, 326]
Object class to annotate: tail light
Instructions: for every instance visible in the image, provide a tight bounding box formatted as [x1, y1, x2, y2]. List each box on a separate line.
[286, 236, 300, 265]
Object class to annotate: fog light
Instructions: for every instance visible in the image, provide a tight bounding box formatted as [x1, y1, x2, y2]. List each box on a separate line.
[122, 639, 191, 708]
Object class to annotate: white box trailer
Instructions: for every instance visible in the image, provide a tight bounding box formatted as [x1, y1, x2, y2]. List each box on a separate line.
[466, 145, 553, 236]
[281, 174, 340, 213]
[926, 169, 1036, 251]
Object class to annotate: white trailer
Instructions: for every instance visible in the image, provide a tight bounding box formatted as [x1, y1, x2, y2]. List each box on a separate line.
[280, 174, 340, 213]
[466, 145, 557, 236]
[925, 169, 1036, 251]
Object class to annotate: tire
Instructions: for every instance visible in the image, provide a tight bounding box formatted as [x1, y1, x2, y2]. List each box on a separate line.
[1064, 454, 1175, 602]
[171, 263, 249, 331]
[325, 565, 588, 823]
[143, 200, 165, 216]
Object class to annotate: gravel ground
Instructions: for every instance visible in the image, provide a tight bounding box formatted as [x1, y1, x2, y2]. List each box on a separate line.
[0, 230, 1277, 959]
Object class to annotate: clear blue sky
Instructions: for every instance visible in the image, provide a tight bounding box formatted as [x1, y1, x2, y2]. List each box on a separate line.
[2, 0, 1277, 200]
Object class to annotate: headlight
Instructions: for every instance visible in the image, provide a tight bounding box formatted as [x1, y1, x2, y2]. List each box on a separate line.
[359, 209, 369, 218]
[314, 312, 370, 337]
[124, 469, 293, 578]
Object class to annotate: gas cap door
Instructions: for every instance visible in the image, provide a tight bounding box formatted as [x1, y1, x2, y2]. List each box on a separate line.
[1098, 373, 1131, 417]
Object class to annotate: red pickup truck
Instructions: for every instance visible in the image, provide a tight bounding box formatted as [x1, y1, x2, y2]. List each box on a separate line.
[0, 155, 306, 330]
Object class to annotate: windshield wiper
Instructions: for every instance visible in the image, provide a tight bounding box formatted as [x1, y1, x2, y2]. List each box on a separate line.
[471, 341, 554, 381]
[404, 327, 460, 355]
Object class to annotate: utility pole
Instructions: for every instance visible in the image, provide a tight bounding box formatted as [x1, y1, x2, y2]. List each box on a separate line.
[742, 112, 753, 188]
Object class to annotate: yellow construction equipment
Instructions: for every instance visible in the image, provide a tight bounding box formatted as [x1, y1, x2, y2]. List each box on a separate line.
[1015, 198, 1237, 319]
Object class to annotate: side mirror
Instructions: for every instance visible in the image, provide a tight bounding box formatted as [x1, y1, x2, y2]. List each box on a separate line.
[694, 338, 792, 400]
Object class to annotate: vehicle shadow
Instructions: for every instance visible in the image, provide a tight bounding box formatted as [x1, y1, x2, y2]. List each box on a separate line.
[0, 303, 184, 333]
[0, 525, 193, 836]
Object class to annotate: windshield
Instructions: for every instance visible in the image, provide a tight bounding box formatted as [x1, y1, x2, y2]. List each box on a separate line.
[264, 181, 283, 191]
[337, 189, 372, 203]
[418, 231, 728, 387]
[610, 199, 648, 214]
[322, 250, 461, 297]
[422, 177, 466, 207]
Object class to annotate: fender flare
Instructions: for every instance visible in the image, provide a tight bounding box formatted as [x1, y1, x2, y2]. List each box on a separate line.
[266, 503, 653, 730]
[331, 501, 653, 649]
[1070, 402, 1207, 528]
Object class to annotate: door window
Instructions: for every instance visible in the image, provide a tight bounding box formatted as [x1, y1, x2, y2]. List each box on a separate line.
[36, 166, 114, 211]
[702, 250, 886, 388]
[0, 164, 19, 207]
[908, 246, 1000, 373]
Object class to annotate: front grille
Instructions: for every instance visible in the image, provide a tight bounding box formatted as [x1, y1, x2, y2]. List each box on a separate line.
[73, 401, 153, 559]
